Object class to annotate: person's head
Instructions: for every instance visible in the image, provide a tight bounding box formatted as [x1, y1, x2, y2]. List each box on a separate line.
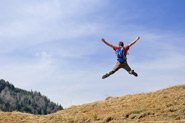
[119, 41, 124, 47]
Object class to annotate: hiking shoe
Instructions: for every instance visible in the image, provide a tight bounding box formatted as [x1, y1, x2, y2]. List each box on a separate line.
[130, 70, 138, 77]
[102, 74, 109, 79]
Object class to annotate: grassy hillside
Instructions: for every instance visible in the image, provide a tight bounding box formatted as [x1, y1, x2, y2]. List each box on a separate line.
[0, 85, 185, 123]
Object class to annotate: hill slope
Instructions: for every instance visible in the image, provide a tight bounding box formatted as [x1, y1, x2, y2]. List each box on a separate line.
[0, 85, 185, 123]
[0, 79, 63, 115]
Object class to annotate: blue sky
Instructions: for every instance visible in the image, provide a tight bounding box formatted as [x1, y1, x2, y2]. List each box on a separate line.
[0, 0, 185, 107]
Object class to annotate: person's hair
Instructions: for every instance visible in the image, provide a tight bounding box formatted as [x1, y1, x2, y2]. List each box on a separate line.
[119, 41, 124, 47]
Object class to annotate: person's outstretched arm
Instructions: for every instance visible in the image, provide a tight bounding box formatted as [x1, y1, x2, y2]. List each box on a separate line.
[101, 38, 114, 49]
[129, 36, 140, 47]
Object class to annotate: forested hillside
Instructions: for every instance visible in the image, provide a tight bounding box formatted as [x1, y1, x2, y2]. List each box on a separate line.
[0, 79, 63, 115]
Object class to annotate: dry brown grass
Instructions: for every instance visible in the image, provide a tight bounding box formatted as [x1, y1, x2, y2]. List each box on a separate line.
[0, 85, 185, 123]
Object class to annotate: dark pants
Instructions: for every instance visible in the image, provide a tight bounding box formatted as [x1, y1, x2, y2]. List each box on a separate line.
[105, 61, 136, 78]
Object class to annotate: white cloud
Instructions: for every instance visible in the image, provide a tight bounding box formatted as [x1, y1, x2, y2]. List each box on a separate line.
[0, 0, 104, 54]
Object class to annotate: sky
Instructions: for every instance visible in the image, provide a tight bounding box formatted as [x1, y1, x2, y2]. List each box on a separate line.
[0, 0, 185, 108]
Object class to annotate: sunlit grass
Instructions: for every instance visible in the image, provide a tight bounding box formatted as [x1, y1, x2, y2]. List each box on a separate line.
[0, 85, 185, 123]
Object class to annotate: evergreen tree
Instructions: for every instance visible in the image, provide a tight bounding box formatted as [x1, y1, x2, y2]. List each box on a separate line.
[0, 79, 63, 115]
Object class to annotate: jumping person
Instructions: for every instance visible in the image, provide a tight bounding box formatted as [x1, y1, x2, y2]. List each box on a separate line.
[101, 36, 140, 79]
